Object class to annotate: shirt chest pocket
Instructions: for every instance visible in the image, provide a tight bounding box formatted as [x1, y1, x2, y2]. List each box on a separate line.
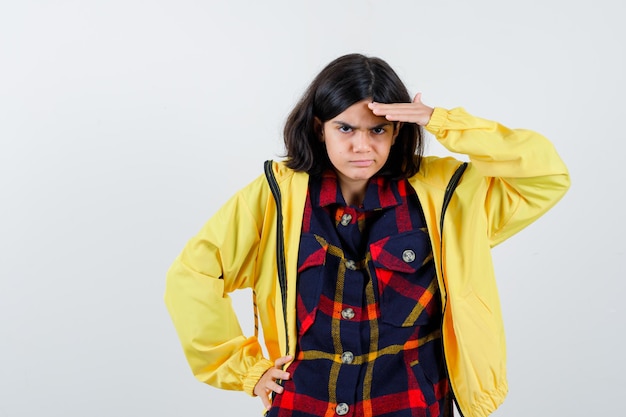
[369, 230, 440, 327]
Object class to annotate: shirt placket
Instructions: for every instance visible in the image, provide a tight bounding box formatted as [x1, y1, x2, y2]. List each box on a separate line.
[332, 206, 364, 416]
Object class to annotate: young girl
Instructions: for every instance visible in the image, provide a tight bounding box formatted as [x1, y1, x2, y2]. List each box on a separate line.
[165, 53, 569, 417]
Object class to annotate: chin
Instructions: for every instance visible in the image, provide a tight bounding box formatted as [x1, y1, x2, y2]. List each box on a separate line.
[349, 172, 376, 181]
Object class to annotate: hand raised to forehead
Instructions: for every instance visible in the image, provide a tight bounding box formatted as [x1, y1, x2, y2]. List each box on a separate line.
[368, 93, 434, 127]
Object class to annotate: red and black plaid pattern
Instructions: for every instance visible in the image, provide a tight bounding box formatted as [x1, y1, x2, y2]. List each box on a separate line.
[268, 171, 451, 417]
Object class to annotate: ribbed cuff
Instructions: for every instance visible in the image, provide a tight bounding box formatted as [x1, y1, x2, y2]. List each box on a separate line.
[425, 107, 449, 135]
[243, 358, 275, 396]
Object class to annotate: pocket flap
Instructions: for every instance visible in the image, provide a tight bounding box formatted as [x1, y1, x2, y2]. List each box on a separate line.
[370, 230, 431, 274]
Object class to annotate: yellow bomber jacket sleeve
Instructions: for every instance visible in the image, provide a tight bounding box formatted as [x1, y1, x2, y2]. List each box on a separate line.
[425, 107, 570, 247]
[164, 176, 275, 396]
[420, 107, 569, 417]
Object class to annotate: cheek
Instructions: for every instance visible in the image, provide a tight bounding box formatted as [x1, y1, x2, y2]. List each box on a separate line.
[375, 139, 394, 155]
[324, 141, 343, 160]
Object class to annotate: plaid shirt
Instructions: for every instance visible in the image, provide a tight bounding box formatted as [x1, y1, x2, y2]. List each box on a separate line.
[268, 171, 451, 417]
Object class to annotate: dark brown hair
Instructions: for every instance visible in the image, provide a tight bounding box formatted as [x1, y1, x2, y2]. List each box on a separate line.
[283, 53, 423, 177]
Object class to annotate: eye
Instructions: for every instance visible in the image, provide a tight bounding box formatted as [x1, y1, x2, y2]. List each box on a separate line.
[371, 127, 386, 135]
[338, 125, 353, 133]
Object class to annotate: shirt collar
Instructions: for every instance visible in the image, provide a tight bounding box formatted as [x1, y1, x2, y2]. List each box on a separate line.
[314, 170, 402, 211]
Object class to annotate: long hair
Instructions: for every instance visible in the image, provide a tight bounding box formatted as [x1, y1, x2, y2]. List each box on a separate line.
[283, 53, 423, 178]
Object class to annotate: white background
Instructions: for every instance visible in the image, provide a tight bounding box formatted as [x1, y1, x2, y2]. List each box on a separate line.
[1, 1, 624, 416]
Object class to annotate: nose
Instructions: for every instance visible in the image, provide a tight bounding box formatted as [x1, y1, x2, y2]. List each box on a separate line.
[353, 131, 371, 152]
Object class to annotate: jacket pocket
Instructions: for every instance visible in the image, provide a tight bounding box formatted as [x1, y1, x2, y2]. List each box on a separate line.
[296, 233, 328, 335]
[369, 230, 439, 327]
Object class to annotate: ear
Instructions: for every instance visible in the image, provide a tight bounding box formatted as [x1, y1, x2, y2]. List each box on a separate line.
[314, 117, 324, 142]
[392, 122, 402, 145]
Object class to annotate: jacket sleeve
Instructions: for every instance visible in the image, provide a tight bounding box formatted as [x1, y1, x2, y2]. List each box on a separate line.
[164, 182, 274, 395]
[425, 107, 570, 246]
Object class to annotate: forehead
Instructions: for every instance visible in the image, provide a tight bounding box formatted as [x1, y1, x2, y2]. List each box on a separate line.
[328, 100, 390, 125]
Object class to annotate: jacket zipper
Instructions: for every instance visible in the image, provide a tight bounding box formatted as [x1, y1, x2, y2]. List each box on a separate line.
[264, 160, 290, 356]
[439, 162, 468, 417]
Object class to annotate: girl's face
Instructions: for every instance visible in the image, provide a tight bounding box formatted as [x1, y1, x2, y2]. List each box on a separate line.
[319, 99, 400, 203]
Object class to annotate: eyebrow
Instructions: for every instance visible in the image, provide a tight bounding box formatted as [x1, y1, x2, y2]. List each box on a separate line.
[332, 121, 393, 129]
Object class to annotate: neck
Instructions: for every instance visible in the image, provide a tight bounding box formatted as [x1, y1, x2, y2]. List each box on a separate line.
[340, 183, 367, 207]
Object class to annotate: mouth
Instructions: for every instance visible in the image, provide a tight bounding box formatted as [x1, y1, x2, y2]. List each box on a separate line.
[350, 160, 374, 167]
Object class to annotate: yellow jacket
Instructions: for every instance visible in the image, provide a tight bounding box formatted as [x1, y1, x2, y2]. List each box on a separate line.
[164, 107, 570, 417]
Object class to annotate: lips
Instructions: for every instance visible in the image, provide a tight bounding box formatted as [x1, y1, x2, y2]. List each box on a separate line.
[350, 160, 374, 167]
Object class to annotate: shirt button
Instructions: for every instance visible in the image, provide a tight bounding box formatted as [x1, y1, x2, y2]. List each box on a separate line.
[336, 403, 349, 416]
[341, 351, 354, 364]
[345, 260, 357, 270]
[340, 213, 352, 226]
[341, 308, 355, 320]
[402, 249, 416, 263]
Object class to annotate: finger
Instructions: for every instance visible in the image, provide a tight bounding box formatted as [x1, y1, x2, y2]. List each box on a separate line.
[266, 379, 285, 394]
[371, 103, 420, 110]
[274, 355, 293, 368]
[372, 105, 428, 116]
[369, 103, 419, 115]
[267, 367, 291, 381]
[254, 381, 272, 410]
[379, 110, 426, 122]
[259, 391, 271, 411]
[370, 95, 425, 113]
[382, 110, 426, 119]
